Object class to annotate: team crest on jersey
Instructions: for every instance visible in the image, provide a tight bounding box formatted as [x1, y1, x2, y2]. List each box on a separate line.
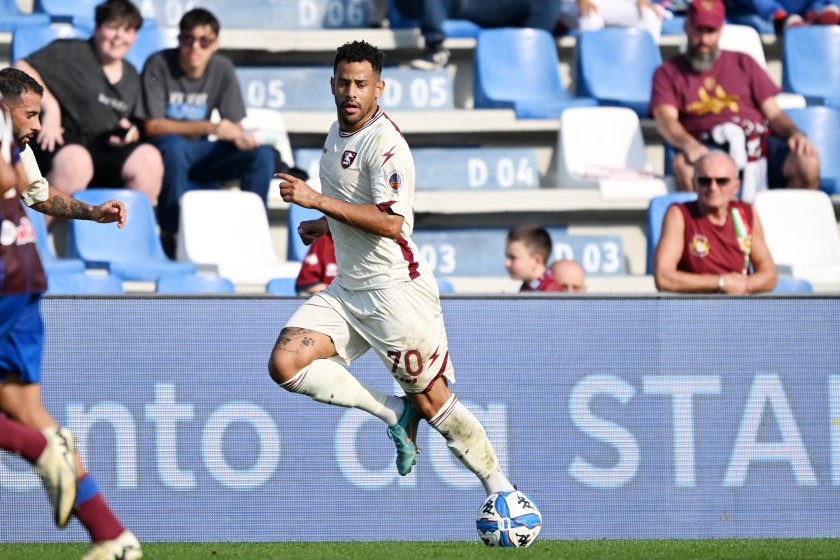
[341, 150, 357, 168]
[388, 172, 402, 190]
[690, 234, 710, 258]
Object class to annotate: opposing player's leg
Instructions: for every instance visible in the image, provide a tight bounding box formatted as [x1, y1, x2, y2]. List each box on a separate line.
[0, 295, 141, 557]
[268, 291, 408, 427]
[0, 412, 76, 527]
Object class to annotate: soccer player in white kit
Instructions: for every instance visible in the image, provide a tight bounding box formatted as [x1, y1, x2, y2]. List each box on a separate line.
[270, 41, 515, 497]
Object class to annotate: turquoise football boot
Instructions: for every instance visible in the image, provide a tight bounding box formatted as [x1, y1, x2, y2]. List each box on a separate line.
[386, 396, 421, 476]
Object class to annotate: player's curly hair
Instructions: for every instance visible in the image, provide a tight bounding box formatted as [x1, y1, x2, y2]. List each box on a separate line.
[333, 41, 385, 77]
[0, 67, 44, 102]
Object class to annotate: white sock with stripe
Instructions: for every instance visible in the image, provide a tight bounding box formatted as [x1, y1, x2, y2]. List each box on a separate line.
[428, 394, 514, 495]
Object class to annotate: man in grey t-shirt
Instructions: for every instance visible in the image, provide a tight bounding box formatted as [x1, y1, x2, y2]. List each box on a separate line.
[137, 7, 275, 257]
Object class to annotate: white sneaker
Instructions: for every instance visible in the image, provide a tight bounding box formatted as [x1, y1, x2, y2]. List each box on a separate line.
[34, 426, 77, 529]
[81, 530, 143, 560]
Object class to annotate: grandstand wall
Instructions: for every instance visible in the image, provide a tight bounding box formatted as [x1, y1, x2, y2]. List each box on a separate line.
[1, 296, 837, 542]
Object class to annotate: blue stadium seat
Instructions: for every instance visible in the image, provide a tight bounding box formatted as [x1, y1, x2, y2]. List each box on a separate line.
[156, 273, 236, 294]
[473, 28, 597, 119]
[782, 26, 840, 107]
[33, 0, 95, 22]
[46, 272, 124, 295]
[436, 277, 455, 293]
[10, 23, 88, 63]
[287, 204, 325, 262]
[124, 26, 177, 72]
[266, 277, 297, 296]
[67, 189, 196, 281]
[772, 276, 814, 293]
[576, 27, 663, 117]
[660, 15, 686, 35]
[23, 205, 86, 276]
[785, 106, 840, 194]
[236, 67, 454, 112]
[646, 192, 698, 274]
[412, 228, 625, 276]
[387, 0, 482, 37]
[0, 0, 50, 33]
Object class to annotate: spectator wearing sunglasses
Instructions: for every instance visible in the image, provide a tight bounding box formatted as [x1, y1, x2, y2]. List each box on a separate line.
[654, 151, 778, 294]
[137, 7, 275, 258]
[650, 0, 819, 198]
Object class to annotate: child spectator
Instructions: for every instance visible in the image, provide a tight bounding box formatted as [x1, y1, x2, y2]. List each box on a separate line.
[504, 225, 565, 292]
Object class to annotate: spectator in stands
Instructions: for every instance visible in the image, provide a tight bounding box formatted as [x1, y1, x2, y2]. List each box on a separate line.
[729, 0, 839, 34]
[393, 0, 562, 69]
[557, 0, 670, 42]
[651, 0, 820, 197]
[12, 0, 163, 218]
[138, 7, 276, 258]
[551, 259, 588, 292]
[654, 150, 778, 293]
[295, 232, 338, 296]
[504, 225, 565, 292]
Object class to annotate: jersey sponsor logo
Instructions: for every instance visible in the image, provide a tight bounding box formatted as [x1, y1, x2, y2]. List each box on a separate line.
[690, 234, 710, 258]
[341, 150, 357, 168]
[0, 217, 35, 247]
[388, 172, 402, 190]
[687, 78, 740, 116]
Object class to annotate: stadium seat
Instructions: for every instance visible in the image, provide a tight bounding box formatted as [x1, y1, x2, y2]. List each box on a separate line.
[645, 192, 698, 274]
[23, 205, 86, 276]
[124, 26, 178, 71]
[178, 190, 301, 286]
[754, 190, 840, 287]
[782, 26, 840, 108]
[266, 277, 297, 296]
[772, 276, 814, 293]
[576, 27, 662, 117]
[46, 272, 125, 295]
[473, 28, 597, 119]
[67, 189, 196, 281]
[156, 273, 236, 294]
[287, 204, 325, 262]
[784, 106, 840, 194]
[10, 23, 87, 63]
[557, 106, 670, 200]
[33, 0, 96, 22]
[437, 277, 455, 294]
[0, 0, 50, 32]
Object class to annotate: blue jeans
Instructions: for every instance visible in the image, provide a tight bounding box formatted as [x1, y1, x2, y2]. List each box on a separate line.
[151, 135, 276, 233]
[393, 0, 560, 44]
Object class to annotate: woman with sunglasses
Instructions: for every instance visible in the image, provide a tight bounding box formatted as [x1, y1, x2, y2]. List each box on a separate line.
[654, 150, 778, 294]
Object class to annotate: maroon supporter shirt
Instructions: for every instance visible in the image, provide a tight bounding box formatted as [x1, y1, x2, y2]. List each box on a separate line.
[295, 232, 337, 292]
[676, 200, 754, 275]
[651, 51, 780, 159]
[519, 269, 565, 292]
[0, 195, 47, 295]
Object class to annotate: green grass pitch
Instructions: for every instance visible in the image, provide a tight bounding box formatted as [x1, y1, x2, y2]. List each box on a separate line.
[3, 539, 840, 559]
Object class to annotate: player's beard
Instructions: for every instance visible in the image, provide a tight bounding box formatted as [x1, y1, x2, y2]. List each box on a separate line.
[686, 44, 719, 73]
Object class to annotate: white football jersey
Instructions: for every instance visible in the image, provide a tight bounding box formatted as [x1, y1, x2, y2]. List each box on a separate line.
[319, 108, 426, 290]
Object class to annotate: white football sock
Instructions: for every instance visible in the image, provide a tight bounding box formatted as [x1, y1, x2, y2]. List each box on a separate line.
[428, 395, 514, 495]
[280, 359, 402, 425]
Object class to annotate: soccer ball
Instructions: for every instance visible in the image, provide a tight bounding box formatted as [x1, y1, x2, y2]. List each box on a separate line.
[475, 490, 542, 547]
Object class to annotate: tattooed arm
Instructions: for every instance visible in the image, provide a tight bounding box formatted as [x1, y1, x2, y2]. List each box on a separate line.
[31, 185, 126, 228]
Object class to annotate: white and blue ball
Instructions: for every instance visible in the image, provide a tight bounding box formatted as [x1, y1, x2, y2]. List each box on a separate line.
[475, 490, 542, 547]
